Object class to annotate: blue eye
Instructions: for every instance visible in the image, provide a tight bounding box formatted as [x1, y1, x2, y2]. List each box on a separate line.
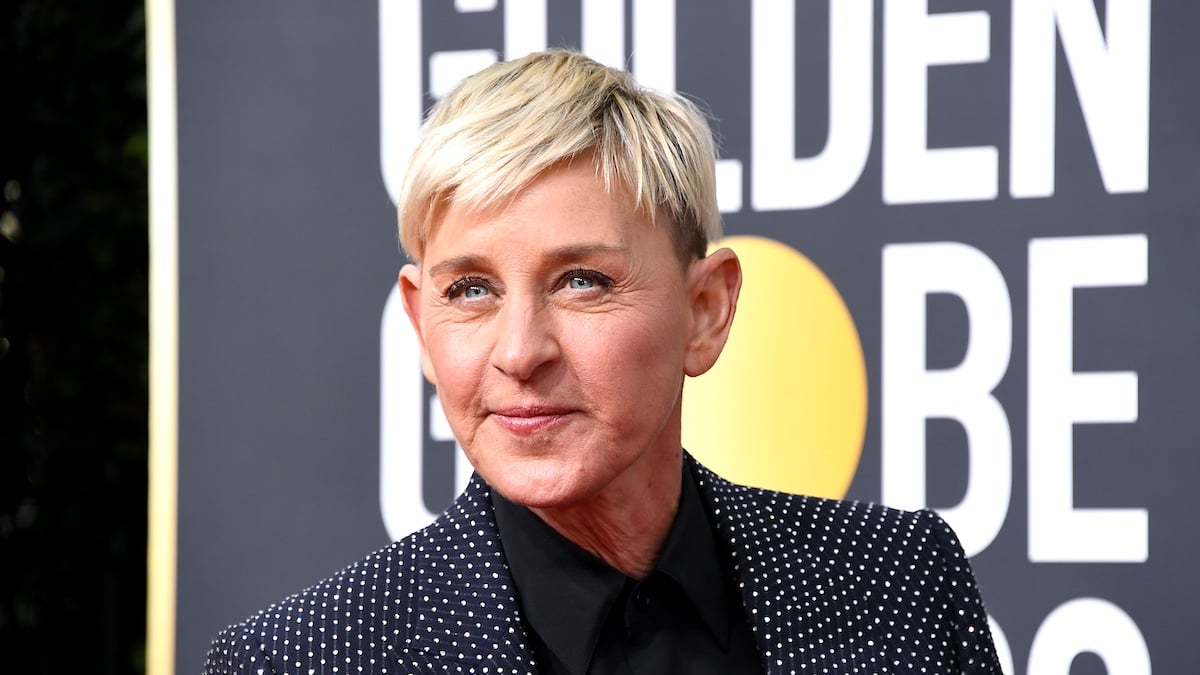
[560, 270, 611, 292]
[446, 277, 490, 300]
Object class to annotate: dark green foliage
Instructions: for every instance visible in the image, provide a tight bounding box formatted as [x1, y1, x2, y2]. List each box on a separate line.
[1, 2, 149, 673]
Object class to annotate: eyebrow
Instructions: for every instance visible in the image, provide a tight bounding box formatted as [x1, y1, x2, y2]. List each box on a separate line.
[427, 254, 487, 279]
[426, 244, 630, 278]
[544, 243, 630, 264]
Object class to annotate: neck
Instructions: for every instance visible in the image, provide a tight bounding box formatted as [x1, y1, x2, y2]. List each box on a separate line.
[531, 450, 683, 579]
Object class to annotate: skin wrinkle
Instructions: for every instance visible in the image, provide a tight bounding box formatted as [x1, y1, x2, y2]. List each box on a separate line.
[399, 155, 740, 579]
[535, 445, 686, 581]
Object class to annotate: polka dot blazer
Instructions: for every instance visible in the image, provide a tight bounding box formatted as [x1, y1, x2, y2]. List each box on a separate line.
[204, 456, 1002, 674]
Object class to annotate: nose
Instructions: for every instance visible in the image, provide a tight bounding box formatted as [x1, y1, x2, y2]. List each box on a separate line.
[489, 297, 560, 381]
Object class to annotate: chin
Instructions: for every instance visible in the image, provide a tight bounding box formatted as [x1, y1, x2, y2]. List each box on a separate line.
[481, 455, 599, 510]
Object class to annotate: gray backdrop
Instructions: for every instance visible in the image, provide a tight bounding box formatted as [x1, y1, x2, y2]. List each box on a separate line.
[175, 1, 1199, 673]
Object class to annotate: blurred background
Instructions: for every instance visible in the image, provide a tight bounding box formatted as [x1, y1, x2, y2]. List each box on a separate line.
[1, 3, 149, 673]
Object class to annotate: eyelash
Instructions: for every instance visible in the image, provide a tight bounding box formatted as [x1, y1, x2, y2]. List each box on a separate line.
[445, 276, 489, 299]
[558, 269, 613, 290]
[443, 269, 614, 300]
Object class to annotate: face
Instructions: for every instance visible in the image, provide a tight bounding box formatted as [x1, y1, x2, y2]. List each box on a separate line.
[399, 158, 738, 510]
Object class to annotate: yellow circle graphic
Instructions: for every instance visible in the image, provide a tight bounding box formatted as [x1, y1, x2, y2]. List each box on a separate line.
[683, 235, 867, 499]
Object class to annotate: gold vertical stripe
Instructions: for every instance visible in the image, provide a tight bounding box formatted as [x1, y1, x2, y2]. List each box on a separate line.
[146, 0, 179, 672]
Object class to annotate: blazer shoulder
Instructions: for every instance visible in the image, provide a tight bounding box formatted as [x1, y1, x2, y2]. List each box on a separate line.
[699, 463, 983, 589]
[202, 478, 512, 674]
[202, 535, 414, 674]
[691, 460, 1001, 673]
[690, 456, 923, 546]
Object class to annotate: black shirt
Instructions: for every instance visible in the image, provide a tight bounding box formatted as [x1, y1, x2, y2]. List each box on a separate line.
[491, 464, 763, 675]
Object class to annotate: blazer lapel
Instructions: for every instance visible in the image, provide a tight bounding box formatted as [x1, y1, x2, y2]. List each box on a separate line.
[689, 456, 809, 675]
[394, 459, 810, 674]
[387, 474, 540, 674]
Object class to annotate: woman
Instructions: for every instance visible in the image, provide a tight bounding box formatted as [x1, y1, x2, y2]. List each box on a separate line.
[206, 50, 1001, 674]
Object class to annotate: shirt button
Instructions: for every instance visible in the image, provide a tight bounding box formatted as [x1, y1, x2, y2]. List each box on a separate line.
[633, 588, 652, 611]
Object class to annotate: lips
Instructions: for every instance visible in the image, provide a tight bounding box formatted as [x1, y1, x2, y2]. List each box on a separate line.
[489, 404, 576, 435]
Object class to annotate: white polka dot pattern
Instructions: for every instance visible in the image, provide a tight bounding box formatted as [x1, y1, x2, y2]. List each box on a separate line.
[204, 456, 1001, 674]
[690, 461, 1001, 674]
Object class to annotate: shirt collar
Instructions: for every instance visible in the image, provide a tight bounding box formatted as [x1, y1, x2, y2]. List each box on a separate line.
[655, 463, 734, 647]
[491, 463, 734, 674]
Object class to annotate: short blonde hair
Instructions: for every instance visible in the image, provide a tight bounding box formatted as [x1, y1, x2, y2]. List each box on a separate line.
[397, 50, 722, 263]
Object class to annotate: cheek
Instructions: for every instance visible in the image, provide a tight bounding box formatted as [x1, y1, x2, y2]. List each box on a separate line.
[570, 312, 686, 400]
[424, 324, 487, 404]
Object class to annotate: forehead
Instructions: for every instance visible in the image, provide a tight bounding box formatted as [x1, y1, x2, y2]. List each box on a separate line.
[423, 160, 668, 264]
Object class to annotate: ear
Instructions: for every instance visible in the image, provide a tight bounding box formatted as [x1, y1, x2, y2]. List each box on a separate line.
[684, 247, 742, 377]
[398, 264, 437, 386]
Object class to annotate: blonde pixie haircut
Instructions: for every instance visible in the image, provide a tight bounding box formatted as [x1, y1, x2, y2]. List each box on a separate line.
[398, 50, 722, 263]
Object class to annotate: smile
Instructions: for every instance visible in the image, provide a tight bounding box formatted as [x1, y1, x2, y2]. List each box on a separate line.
[489, 406, 576, 435]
